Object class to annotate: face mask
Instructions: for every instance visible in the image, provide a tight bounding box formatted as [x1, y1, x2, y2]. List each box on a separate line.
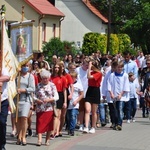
[21, 67, 29, 73]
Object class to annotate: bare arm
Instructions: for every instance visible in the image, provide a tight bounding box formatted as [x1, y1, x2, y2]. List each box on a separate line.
[0, 75, 10, 82]
[87, 61, 93, 79]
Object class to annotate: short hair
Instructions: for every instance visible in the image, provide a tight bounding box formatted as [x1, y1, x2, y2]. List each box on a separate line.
[123, 50, 131, 56]
[40, 69, 51, 78]
[68, 62, 76, 69]
[52, 55, 57, 59]
[128, 72, 134, 77]
[70, 71, 78, 78]
[111, 60, 118, 68]
[118, 60, 124, 68]
[82, 57, 90, 65]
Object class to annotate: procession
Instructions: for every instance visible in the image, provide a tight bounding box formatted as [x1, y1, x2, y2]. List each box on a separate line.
[0, 0, 150, 150]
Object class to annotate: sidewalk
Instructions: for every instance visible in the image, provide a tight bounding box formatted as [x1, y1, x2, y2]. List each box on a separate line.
[5, 109, 150, 150]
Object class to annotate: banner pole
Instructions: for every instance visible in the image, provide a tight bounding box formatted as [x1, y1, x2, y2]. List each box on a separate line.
[15, 72, 21, 123]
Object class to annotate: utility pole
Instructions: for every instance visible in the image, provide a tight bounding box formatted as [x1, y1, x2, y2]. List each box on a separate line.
[107, 0, 111, 54]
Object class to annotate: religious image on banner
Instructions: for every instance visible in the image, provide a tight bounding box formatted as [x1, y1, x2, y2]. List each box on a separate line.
[11, 21, 33, 63]
[16, 34, 27, 56]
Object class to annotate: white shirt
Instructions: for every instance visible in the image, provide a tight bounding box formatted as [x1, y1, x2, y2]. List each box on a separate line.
[68, 80, 83, 109]
[1, 68, 10, 101]
[137, 56, 145, 68]
[101, 70, 113, 103]
[107, 72, 130, 102]
[76, 66, 88, 98]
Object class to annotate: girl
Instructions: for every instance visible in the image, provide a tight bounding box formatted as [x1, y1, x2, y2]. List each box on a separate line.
[83, 59, 102, 134]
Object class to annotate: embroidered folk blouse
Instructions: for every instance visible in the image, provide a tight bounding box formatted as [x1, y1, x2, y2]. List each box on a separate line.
[35, 81, 59, 112]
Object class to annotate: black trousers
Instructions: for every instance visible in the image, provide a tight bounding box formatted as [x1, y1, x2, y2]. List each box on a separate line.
[0, 99, 9, 149]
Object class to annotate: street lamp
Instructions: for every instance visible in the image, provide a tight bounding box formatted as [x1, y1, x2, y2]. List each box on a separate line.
[107, 0, 111, 54]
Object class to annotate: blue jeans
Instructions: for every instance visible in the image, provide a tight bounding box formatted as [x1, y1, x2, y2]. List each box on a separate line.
[0, 99, 9, 149]
[126, 98, 137, 119]
[114, 101, 125, 126]
[67, 109, 79, 131]
[98, 103, 106, 124]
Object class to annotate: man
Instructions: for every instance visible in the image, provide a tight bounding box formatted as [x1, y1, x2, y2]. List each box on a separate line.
[76, 58, 89, 131]
[0, 68, 10, 150]
[137, 51, 145, 75]
[123, 51, 138, 78]
[123, 51, 139, 121]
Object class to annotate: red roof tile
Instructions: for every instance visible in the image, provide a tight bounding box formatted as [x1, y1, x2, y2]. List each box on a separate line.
[24, 0, 65, 17]
[82, 0, 108, 23]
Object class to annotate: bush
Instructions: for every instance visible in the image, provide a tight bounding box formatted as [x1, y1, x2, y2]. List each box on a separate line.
[118, 34, 131, 53]
[42, 38, 64, 62]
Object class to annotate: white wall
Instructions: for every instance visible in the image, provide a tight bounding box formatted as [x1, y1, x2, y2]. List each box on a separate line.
[55, 0, 107, 47]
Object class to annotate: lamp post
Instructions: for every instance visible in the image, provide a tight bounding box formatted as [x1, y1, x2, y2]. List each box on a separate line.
[107, 0, 111, 54]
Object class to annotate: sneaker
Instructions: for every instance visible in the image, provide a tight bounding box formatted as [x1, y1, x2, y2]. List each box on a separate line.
[110, 124, 115, 128]
[132, 118, 136, 122]
[101, 122, 107, 127]
[28, 129, 33, 136]
[79, 126, 83, 132]
[127, 120, 130, 123]
[83, 127, 89, 133]
[116, 125, 122, 131]
[70, 130, 74, 136]
[89, 127, 95, 134]
[10, 130, 17, 137]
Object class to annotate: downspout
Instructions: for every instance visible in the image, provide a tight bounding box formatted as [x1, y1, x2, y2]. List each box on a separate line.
[38, 14, 45, 52]
[59, 17, 64, 39]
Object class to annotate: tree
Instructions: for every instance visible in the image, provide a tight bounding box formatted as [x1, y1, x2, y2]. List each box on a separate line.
[90, 0, 150, 53]
[42, 38, 64, 62]
[42, 38, 79, 62]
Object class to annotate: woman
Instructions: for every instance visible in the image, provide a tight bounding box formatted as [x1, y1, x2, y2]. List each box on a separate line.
[83, 59, 102, 134]
[50, 62, 67, 138]
[59, 61, 74, 135]
[14, 62, 35, 145]
[34, 69, 59, 146]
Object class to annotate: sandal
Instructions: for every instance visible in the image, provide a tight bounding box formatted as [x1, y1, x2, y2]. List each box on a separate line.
[45, 140, 50, 146]
[36, 141, 42, 146]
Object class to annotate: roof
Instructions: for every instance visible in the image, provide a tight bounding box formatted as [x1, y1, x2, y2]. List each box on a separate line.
[24, 0, 65, 17]
[82, 0, 108, 23]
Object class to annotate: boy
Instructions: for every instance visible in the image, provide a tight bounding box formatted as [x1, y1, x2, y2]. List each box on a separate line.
[107, 61, 130, 131]
[67, 72, 84, 136]
[126, 72, 141, 123]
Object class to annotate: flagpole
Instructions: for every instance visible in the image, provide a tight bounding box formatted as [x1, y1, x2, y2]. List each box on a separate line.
[0, 5, 6, 112]
[16, 5, 25, 122]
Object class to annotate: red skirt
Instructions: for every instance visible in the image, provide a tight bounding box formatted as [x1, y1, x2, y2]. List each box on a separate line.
[36, 111, 54, 133]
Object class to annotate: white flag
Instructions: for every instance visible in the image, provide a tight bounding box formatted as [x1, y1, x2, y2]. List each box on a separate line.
[3, 23, 19, 113]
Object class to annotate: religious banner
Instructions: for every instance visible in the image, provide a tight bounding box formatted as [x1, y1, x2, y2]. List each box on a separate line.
[10, 20, 33, 64]
[2, 22, 20, 113]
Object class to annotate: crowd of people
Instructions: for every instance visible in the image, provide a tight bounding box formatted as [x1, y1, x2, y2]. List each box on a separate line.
[1, 50, 150, 149]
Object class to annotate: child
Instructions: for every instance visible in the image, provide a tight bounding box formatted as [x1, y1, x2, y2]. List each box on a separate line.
[126, 72, 141, 123]
[67, 72, 84, 136]
[107, 61, 130, 131]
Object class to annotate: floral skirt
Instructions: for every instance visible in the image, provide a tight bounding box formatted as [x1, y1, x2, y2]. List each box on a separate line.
[36, 111, 54, 133]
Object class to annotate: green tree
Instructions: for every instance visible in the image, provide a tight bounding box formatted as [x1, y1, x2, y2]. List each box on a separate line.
[42, 38, 79, 62]
[42, 38, 64, 62]
[90, 0, 150, 53]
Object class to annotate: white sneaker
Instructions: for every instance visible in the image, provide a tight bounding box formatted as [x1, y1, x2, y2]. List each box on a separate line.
[79, 126, 83, 132]
[127, 120, 130, 123]
[132, 118, 136, 122]
[83, 127, 89, 133]
[89, 127, 95, 134]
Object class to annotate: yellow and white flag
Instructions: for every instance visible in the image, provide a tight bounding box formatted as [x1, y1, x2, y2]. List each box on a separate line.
[3, 23, 19, 113]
